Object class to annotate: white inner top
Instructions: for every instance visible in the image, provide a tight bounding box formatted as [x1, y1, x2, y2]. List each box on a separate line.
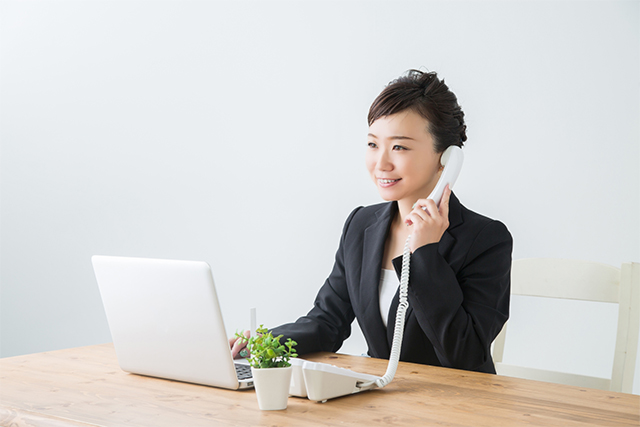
[379, 269, 399, 328]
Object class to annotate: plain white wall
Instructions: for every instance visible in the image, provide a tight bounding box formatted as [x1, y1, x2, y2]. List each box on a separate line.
[1, 0, 638, 394]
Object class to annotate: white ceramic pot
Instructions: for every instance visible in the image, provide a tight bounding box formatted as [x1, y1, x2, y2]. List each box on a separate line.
[251, 366, 293, 410]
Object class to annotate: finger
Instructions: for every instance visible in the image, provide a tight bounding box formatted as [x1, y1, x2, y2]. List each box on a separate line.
[231, 340, 247, 359]
[230, 339, 242, 358]
[238, 330, 251, 358]
[406, 199, 434, 226]
[440, 185, 451, 218]
[406, 209, 429, 227]
[229, 330, 249, 349]
[418, 198, 439, 218]
[230, 330, 250, 358]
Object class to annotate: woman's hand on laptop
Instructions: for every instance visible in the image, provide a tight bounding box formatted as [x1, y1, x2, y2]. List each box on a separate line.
[229, 330, 250, 359]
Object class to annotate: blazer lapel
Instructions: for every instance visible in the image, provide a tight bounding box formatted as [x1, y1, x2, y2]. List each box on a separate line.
[437, 192, 463, 258]
[359, 202, 396, 358]
[386, 192, 464, 348]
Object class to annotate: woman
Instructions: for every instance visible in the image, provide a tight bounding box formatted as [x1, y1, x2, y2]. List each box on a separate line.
[232, 70, 512, 374]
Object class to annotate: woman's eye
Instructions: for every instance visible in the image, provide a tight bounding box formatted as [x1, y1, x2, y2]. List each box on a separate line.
[367, 142, 377, 148]
[393, 145, 408, 151]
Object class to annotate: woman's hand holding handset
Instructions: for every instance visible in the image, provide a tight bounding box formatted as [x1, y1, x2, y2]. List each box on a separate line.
[405, 185, 451, 253]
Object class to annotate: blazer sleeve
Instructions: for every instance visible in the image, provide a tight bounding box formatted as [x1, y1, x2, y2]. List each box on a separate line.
[269, 207, 361, 355]
[395, 219, 512, 371]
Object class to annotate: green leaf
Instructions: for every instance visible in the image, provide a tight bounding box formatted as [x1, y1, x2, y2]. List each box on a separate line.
[240, 324, 298, 370]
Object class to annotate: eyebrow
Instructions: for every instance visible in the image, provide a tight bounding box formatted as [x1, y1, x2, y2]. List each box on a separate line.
[367, 133, 416, 141]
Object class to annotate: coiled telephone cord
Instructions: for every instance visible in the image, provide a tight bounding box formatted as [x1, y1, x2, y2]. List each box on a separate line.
[358, 235, 411, 389]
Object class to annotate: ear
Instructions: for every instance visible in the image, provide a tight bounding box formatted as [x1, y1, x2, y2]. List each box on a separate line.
[438, 152, 446, 170]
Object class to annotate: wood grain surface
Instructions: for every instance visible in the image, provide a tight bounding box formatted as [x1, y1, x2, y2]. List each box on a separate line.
[1, 344, 638, 427]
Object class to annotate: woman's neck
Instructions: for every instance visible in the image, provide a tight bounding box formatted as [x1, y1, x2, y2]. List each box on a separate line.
[395, 198, 416, 227]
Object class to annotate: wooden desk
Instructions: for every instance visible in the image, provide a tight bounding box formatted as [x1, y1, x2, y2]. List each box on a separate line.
[0, 344, 638, 427]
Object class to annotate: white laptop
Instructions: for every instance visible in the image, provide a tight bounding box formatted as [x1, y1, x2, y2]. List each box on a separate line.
[92, 255, 254, 390]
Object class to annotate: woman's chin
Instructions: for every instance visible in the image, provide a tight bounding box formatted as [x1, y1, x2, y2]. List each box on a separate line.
[377, 192, 400, 202]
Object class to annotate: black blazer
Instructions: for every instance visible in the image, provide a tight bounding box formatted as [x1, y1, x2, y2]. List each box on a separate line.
[271, 193, 512, 374]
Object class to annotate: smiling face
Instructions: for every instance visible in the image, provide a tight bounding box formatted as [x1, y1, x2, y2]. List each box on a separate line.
[366, 110, 442, 204]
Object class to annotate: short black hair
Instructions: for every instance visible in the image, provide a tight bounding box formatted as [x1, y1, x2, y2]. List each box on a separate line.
[368, 70, 467, 153]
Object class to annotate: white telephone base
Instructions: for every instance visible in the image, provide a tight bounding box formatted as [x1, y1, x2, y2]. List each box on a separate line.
[294, 361, 379, 402]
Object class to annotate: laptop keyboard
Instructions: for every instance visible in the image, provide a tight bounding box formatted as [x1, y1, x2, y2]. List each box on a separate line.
[235, 363, 252, 380]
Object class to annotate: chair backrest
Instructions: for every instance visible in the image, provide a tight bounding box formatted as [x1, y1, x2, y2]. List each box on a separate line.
[492, 259, 639, 393]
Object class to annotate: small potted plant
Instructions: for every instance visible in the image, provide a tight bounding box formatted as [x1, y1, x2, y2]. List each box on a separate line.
[236, 325, 297, 410]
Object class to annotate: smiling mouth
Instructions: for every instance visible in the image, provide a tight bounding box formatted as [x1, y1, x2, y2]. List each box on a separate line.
[378, 178, 401, 186]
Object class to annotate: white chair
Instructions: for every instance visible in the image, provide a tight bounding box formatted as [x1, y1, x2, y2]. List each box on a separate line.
[492, 259, 639, 393]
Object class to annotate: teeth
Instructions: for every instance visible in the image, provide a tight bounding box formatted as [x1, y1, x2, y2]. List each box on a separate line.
[379, 179, 399, 184]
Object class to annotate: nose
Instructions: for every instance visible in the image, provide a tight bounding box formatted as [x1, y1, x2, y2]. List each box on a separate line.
[376, 150, 393, 172]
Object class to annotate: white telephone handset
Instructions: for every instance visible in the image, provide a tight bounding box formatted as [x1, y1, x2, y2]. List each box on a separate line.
[427, 146, 464, 207]
[298, 146, 464, 402]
